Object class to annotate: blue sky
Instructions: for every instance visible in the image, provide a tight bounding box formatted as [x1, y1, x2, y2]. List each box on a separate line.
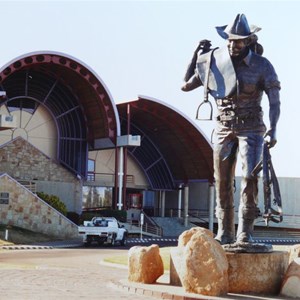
[1, 0, 299, 177]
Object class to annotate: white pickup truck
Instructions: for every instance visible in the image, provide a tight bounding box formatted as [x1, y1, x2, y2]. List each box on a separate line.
[78, 217, 127, 247]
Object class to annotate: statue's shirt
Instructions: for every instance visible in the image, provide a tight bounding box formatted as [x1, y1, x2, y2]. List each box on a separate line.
[231, 50, 280, 110]
[196, 47, 280, 131]
[196, 47, 280, 105]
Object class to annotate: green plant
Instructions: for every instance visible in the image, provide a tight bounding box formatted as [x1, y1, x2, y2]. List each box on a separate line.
[37, 192, 67, 216]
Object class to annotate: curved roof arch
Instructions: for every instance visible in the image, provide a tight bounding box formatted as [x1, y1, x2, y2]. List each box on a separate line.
[0, 51, 120, 177]
[117, 95, 214, 190]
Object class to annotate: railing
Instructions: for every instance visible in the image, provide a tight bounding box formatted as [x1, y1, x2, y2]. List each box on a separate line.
[163, 208, 300, 225]
[142, 223, 163, 237]
[125, 219, 163, 237]
[158, 208, 210, 220]
[17, 180, 36, 194]
[85, 172, 134, 184]
[142, 210, 163, 236]
[164, 208, 300, 232]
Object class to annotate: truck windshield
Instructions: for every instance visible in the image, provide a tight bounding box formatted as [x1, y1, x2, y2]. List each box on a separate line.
[94, 220, 108, 227]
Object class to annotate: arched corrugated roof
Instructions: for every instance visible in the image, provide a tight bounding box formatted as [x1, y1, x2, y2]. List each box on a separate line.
[117, 96, 214, 190]
[0, 51, 120, 177]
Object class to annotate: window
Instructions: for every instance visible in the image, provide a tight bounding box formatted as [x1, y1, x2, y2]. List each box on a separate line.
[0, 192, 9, 204]
[7, 98, 38, 114]
[82, 186, 112, 209]
[87, 159, 95, 181]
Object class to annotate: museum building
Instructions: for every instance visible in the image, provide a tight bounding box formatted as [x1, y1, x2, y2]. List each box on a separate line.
[0, 51, 216, 237]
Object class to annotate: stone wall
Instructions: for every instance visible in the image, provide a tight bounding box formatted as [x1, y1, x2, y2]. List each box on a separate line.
[0, 174, 78, 238]
[0, 137, 76, 181]
[0, 137, 81, 213]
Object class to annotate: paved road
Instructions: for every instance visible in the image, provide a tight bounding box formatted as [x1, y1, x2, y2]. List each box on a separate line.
[0, 248, 157, 300]
[30, 236, 300, 250]
[0, 241, 290, 300]
[29, 237, 179, 249]
[127, 237, 300, 246]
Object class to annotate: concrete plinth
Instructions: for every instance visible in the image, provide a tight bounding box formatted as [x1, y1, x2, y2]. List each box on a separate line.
[170, 249, 289, 295]
[170, 248, 183, 286]
[227, 251, 289, 295]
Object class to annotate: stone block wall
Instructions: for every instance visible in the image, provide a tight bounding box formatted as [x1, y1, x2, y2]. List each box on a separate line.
[0, 137, 77, 181]
[0, 137, 82, 213]
[0, 174, 79, 238]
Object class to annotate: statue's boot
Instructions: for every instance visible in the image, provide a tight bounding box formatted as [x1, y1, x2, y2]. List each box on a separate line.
[214, 208, 235, 245]
[236, 217, 255, 243]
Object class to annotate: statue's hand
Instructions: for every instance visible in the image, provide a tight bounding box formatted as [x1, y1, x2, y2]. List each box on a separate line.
[194, 39, 211, 53]
[181, 84, 188, 92]
[264, 129, 277, 148]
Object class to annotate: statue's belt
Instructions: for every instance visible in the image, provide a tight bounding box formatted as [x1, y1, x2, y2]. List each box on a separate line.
[216, 107, 263, 124]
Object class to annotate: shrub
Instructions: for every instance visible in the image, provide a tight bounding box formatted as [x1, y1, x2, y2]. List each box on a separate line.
[37, 192, 67, 216]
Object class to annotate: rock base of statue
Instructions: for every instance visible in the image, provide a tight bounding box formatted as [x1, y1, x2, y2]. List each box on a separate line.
[170, 248, 289, 295]
[222, 241, 273, 253]
[226, 250, 289, 294]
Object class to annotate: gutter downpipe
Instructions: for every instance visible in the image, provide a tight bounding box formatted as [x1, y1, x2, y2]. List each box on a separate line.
[117, 146, 124, 210]
[184, 185, 189, 227]
[122, 103, 131, 211]
[114, 147, 119, 210]
[178, 184, 183, 218]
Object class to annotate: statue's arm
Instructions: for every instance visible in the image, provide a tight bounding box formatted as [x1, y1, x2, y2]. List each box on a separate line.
[181, 73, 202, 92]
[265, 87, 281, 148]
[181, 40, 211, 92]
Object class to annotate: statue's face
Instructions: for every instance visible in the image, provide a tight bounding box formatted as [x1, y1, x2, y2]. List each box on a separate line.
[227, 38, 248, 57]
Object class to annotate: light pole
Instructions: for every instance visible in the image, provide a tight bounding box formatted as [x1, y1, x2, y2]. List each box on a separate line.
[140, 212, 144, 240]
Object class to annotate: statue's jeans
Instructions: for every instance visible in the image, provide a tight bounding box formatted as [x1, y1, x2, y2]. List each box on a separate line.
[214, 127, 264, 241]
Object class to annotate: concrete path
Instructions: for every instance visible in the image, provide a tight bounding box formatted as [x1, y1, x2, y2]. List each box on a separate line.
[0, 248, 155, 300]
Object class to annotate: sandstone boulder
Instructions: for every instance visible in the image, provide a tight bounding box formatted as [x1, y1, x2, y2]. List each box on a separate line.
[171, 227, 228, 296]
[280, 257, 300, 298]
[128, 244, 164, 284]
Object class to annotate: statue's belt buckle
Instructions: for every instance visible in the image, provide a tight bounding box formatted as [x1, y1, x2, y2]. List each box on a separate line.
[224, 110, 235, 117]
[216, 98, 234, 106]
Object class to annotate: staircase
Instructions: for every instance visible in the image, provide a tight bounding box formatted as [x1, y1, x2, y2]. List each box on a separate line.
[152, 217, 196, 237]
[122, 221, 163, 237]
[253, 227, 300, 240]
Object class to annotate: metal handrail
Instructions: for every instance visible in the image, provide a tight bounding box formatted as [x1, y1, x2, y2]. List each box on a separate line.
[86, 172, 134, 184]
[125, 219, 163, 237]
[17, 180, 37, 194]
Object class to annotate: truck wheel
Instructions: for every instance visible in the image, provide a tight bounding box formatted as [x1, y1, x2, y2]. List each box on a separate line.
[84, 241, 91, 247]
[110, 234, 116, 246]
[84, 236, 92, 247]
[121, 234, 127, 246]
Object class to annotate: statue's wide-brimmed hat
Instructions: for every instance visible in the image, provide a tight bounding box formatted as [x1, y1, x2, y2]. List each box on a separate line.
[216, 14, 261, 40]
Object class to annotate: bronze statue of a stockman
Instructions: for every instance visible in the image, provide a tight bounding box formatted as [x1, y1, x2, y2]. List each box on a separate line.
[182, 14, 281, 246]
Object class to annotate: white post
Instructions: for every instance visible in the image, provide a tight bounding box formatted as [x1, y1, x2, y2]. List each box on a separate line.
[178, 184, 183, 218]
[117, 147, 124, 210]
[5, 229, 8, 241]
[184, 186, 189, 227]
[140, 212, 144, 240]
[208, 184, 215, 232]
